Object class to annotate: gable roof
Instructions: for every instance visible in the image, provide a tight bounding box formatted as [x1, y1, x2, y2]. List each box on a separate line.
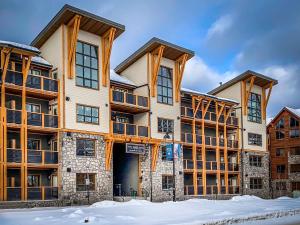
[31, 4, 125, 48]
[268, 106, 300, 127]
[208, 70, 278, 95]
[0, 40, 40, 55]
[110, 70, 136, 88]
[114, 37, 194, 74]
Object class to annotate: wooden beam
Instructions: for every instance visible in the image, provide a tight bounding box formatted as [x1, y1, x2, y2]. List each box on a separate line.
[67, 15, 81, 79]
[175, 54, 188, 102]
[150, 45, 165, 97]
[105, 139, 114, 171]
[151, 143, 160, 171]
[223, 107, 232, 194]
[101, 27, 116, 87]
[262, 82, 273, 120]
[243, 76, 255, 115]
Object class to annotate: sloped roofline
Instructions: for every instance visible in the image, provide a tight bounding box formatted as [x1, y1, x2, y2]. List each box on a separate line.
[267, 106, 300, 127]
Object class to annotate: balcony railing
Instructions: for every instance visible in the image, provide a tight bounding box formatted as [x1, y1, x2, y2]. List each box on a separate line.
[7, 109, 22, 124]
[206, 185, 218, 195]
[7, 148, 22, 163]
[181, 132, 202, 144]
[6, 187, 22, 201]
[183, 159, 203, 170]
[228, 140, 239, 148]
[2, 70, 58, 93]
[27, 186, 58, 200]
[206, 161, 218, 170]
[228, 186, 239, 194]
[112, 90, 148, 108]
[112, 122, 148, 137]
[27, 112, 58, 128]
[181, 106, 238, 126]
[228, 163, 239, 172]
[184, 185, 195, 195]
[27, 150, 58, 164]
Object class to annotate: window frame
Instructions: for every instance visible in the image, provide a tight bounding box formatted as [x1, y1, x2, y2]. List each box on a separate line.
[76, 173, 96, 192]
[289, 129, 300, 138]
[276, 130, 285, 140]
[158, 117, 174, 133]
[248, 133, 262, 146]
[249, 177, 263, 190]
[290, 117, 299, 128]
[76, 138, 96, 157]
[275, 148, 284, 157]
[275, 118, 284, 129]
[249, 155, 262, 167]
[157, 66, 173, 105]
[247, 92, 262, 123]
[76, 104, 99, 125]
[75, 40, 99, 90]
[276, 164, 286, 174]
[162, 175, 174, 190]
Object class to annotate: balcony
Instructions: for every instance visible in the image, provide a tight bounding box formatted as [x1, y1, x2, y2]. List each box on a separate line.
[7, 148, 22, 163]
[227, 140, 239, 149]
[27, 186, 58, 200]
[183, 159, 203, 170]
[111, 90, 149, 113]
[228, 186, 239, 194]
[27, 150, 58, 165]
[112, 121, 148, 138]
[27, 112, 58, 129]
[206, 185, 218, 195]
[181, 106, 238, 127]
[6, 187, 22, 201]
[206, 161, 218, 171]
[7, 109, 22, 125]
[1, 70, 58, 97]
[181, 133, 202, 144]
[228, 163, 239, 172]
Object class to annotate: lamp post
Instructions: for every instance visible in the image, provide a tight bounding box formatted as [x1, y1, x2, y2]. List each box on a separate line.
[163, 130, 176, 202]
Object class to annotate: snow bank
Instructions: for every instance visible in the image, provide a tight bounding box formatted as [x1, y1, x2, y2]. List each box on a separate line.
[90, 199, 152, 208]
[276, 196, 292, 200]
[231, 195, 263, 201]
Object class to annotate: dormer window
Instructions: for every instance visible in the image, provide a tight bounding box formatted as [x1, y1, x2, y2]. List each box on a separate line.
[276, 118, 284, 129]
[75, 41, 99, 89]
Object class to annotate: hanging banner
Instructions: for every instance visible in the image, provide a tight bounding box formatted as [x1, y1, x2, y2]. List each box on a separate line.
[166, 143, 182, 160]
[126, 143, 145, 154]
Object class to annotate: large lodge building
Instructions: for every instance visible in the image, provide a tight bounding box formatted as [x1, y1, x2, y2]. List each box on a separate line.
[0, 5, 278, 206]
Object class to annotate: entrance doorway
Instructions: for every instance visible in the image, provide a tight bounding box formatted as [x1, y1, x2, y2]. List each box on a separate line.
[113, 143, 139, 196]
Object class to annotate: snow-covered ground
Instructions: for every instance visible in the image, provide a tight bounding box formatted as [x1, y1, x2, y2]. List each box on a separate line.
[0, 196, 300, 225]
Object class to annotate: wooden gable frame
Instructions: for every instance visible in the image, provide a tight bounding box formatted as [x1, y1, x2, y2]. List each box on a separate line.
[150, 45, 165, 97]
[174, 54, 188, 102]
[242, 75, 255, 115]
[262, 81, 274, 120]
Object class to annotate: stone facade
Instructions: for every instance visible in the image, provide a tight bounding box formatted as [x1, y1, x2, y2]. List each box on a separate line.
[241, 151, 270, 199]
[59, 132, 113, 204]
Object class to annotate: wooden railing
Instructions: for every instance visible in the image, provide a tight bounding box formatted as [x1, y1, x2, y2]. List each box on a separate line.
[181, 132, 202, 144]
[228, 163, 239, 172]
[27, 150, 58, 164]
[112, 121, 148, 137]
[227, 140, 239, 148]
[206, 161, 218, 170]
[183, 159, 203, 170]
[6, 109, 22, 124]
[6, 148, 22, 163]
[111, 90, 148, 108]
[181, 106, 238, 126]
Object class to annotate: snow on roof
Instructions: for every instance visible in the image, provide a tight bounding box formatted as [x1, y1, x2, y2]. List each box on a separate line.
[110, 70, 136, 87]
[267, 117, 273, 125]
[181, 87, 238, 104]
[286, 107, 300, 118]
[31, 56, 52, 67]
[0, 40, 40, 54]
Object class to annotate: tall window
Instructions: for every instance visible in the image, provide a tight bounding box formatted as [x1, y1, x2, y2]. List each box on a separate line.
[248, 133, 262, 146]
[76, 104, 99, 124]
[162, 175, 174, 190]
[76, 139, 95, 156]
[158, 118, 173, 133]
[248, 92, 261, 123]
[276, 118, 284, 129]
[249, 155, 262, 167]
[76, 173, 95, 191]
[290, 117, 299, 127]
[76, 41, 99, 89]
[250, 178, 262, 189]
[157, 66, 173, 105]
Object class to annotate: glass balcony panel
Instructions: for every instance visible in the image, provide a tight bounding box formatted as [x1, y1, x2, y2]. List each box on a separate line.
[126, 124, 136, 136]
[27, 150, 42, 163]
[44, 115, 58, 128]
[7, 187, 21, 201]
[44, 187, 58, 199]
[45, 151, 58, 164]
[26, 75, 41, 89]
[113, 122, 125, 134]
[112, 90, 124, 103]
[6, 70, 23, 86]
[27, 187, 42, 200]
[44, 78, 58, 92]
[126, 93, 136, 105]
[7, 148, 22, 163]
[27, 112, 42, 126]
[7, 109, 21, 124]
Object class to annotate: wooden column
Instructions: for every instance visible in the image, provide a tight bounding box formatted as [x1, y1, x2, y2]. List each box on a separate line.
[262, 82, 273, 120]
[215, 102, 224, 194]
[242, 76, 255, 116]
[174, 54, 188, 102]
[150, 45, 165, 97]
[101, 27, 116, 87]
[105, 139, 114, 171]
[151, 143, 160, 171]
[20, 56, 31, 200]
[223, 107, 232, 194]
[0, 49, 11, 201]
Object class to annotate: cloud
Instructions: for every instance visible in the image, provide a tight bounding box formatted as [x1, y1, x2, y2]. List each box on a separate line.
[206, 15, 233, 40]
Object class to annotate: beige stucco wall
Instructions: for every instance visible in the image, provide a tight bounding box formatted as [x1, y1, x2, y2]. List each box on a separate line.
[40, 25, 110, 133]
[215, 81, 267, 152]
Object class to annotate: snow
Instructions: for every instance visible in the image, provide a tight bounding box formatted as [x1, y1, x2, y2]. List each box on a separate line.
[31, 56, 52, 67]
[1, 196, 300, 225]
[286, 107, 300, 118]
[181, 87, 238, 104]
[0, 40, 40, 54]
[110, 70, 136, 86]
[241, 214, 300, 225]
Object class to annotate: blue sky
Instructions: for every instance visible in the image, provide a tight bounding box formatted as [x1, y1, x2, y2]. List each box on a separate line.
[1, 0, 300, 118]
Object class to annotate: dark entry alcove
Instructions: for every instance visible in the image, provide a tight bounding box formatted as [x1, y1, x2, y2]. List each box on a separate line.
[113, 143, 139, 196]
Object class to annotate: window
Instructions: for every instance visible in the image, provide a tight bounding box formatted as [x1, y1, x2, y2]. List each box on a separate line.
[276, 131, 285, 139]
[250, 178, 262, 189]
[290, 147, 300, 156]
[27, 139, 40, 150]
[277, 165, 286, 173]
[276, 148, 284, 157]
[76, 139, 95, 156]
[292, 182, 300, 191]
[26, 103, 41, 113]
[158, 118, 173, 133]
[76, 173, 95, 191]
[248, 92, 262, 123]
[276, 182, 287, 190]
[249, 155, 262, 167]
[248, 133, 262, 146]
[276, 118, 284, 129]
[29, 69, 41, 76]
[290, 130, 299, 138]
[75, 41, 99, 89]
[157, 66, 173, 105]
[290, 117, 299, 127]
[162, 175, 174, 190]
[27, 175, 40, 187]
[76, 104, 99, 124]
[290, 164, 300, 173]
